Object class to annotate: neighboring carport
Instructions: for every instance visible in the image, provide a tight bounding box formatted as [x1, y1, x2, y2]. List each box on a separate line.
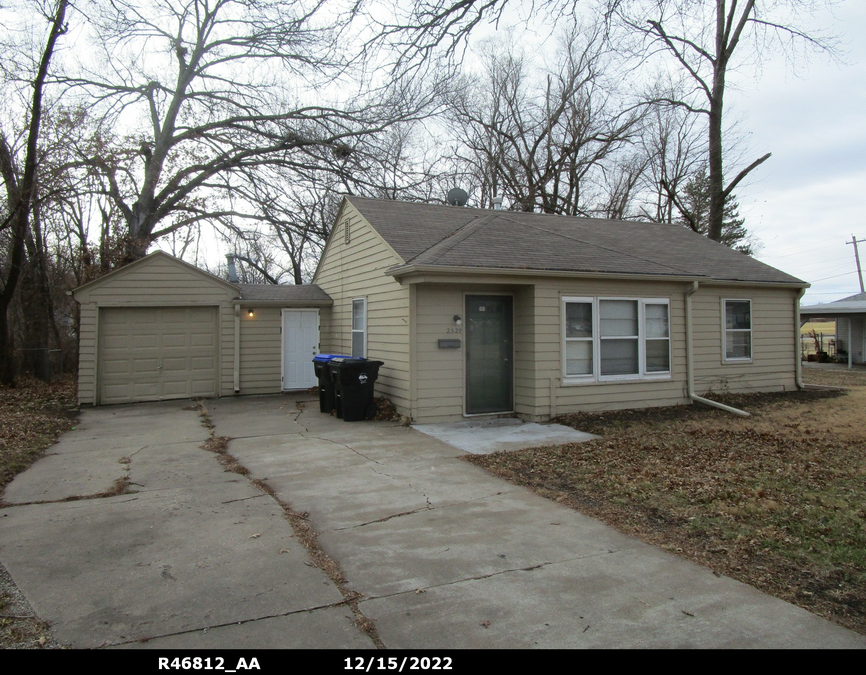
[801, 292, 866, 369]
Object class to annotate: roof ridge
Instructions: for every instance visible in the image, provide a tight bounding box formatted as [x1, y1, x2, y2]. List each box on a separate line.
[509, 217, 701, 277]
[405, 214, 496, 265]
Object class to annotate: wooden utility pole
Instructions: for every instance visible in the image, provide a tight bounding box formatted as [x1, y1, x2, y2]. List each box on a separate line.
[847, 234, 866, 293]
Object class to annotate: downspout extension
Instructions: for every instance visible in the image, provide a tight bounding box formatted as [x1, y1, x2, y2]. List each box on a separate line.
[685, 280, 750, 417]
[233, 304, 241, 394]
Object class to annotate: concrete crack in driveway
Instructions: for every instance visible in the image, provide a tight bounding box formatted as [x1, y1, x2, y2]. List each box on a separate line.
[195, 400, 386, 649]
[336, 504, 436, 531]
[221, 494, 269, 505]
[111, 599, 362, 648]
[359, 548, 628, 603]
[0, 476, 136, 509]
[301, 433, 381, 464]
[331, 490, 519, 532]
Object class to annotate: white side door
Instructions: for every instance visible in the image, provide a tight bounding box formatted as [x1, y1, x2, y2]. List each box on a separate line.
[282, 309, 319, 390]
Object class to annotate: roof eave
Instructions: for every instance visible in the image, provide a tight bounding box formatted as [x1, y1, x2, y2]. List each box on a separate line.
[232, 299, 333, 307]
[385, 263, 808, 287]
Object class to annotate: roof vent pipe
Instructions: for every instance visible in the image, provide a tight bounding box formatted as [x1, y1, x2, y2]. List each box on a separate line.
[492, 196, 503, 210]
[226, 254, 238, 283]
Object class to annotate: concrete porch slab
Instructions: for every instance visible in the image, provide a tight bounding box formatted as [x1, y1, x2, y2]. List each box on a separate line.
[412, 418, 598, 455]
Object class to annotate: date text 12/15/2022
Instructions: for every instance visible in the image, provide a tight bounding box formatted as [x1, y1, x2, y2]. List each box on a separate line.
[345, 657, 453, 671]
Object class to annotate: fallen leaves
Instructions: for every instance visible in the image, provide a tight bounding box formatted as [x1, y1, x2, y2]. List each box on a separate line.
[0, 376, 77, 494]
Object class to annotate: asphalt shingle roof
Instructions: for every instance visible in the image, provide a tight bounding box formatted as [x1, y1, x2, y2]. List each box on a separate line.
[347, 196, 804, 285]
[235, 283, 332, 304]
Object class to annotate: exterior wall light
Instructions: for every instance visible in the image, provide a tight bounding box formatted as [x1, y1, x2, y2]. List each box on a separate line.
[248, 308, 254, 318]
[453, 315, 462, 325]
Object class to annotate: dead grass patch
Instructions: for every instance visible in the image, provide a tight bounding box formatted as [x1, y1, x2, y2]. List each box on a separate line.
[802, 366, 866, 389]
[468, 387, 866, 635]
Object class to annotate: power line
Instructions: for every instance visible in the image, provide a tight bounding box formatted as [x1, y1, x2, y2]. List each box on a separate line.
[765, 240, 841, 259]
[811, 270, 857, 283]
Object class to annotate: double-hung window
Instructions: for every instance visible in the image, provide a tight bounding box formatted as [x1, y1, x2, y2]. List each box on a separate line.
[723, 299, 751, 362]
[352, 298, 366, 358]
[563, 297, 670, 381]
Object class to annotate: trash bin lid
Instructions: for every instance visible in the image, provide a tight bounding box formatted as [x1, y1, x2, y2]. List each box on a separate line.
[313, 354, 351, 363]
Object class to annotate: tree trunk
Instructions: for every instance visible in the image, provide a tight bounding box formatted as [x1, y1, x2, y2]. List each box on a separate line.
[707, 37, 727, 242]
[0, 0, 68, 386]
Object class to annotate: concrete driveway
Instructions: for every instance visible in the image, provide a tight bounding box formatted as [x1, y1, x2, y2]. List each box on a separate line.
[1, 394, 864, 649]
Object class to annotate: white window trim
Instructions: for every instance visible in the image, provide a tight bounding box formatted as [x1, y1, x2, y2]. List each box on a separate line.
[722, 298, 753, 364]
[352, 297, 367, 358]
[562, 296, 672, 384]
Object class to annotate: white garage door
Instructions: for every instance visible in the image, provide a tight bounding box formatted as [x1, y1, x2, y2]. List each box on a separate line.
[99, 307, 218, 404]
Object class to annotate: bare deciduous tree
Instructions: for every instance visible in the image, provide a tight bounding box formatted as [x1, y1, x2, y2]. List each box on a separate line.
[448, 26, 643, 215]
[605, 0, 838, 242]
[0, 0, 68, 385]
[63, 0, 435, 260]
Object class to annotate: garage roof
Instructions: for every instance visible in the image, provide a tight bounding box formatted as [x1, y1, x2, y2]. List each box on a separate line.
[234, 283, 332, 305]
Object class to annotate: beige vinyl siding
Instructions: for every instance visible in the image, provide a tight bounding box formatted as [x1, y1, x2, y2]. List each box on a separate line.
[530, 278, 689, 420]
[692, 286, 797, 394]
[219, 305, 236, 395]
[412, 283, 532, 423]
[314, 201, 411, 413]
[238, 307, 283, 394]
[74, 255, 237, 307]
[414, 285, 464, 422]
[513, 286, 536, 418]
[77, 303, 98, 404]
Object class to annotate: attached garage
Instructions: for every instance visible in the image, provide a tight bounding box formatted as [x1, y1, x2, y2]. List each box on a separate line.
[72, 251, 332, 406]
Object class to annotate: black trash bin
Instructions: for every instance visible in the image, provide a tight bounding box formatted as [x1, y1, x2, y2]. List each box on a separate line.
[313, 354, 350, 413]
[329, 358, 384, 421]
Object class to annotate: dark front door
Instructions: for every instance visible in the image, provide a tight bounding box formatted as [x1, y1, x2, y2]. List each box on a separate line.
[466, 295, 513, 414]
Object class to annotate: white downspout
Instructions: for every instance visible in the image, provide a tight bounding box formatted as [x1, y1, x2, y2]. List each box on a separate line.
[795, 287, 806, 387]
[234, 304, 241, 394]
[685, 281, 750, 417]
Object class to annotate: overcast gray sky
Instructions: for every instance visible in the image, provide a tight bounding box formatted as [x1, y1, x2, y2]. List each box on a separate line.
[728, 1, 866, 304]
[146, 0, 865, 299]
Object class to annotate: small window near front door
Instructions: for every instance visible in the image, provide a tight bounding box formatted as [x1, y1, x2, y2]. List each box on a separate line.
[352, 298, 366, 358]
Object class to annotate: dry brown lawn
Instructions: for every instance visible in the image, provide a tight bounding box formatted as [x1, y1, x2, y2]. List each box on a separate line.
[468, 373, 866, 635]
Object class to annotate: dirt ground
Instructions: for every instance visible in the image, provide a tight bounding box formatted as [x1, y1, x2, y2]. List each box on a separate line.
[469, 373, 866, 635]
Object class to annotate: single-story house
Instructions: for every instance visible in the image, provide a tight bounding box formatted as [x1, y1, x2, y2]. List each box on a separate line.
[800, 292, 866, 368]
[73, 196, 808, 421]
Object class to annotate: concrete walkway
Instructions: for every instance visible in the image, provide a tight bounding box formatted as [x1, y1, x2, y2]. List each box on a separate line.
[1, 394, 864, 648]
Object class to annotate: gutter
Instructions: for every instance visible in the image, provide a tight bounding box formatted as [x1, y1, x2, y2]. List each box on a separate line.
[387, 263, 808, 289]
[387, 264, 706, 284]
[684, 281, 750, 417]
